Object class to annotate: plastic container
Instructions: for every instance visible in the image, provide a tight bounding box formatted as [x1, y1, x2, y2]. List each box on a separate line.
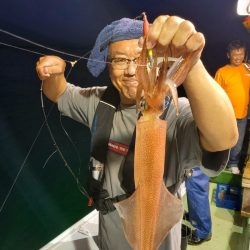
[215, 183, 242, 211]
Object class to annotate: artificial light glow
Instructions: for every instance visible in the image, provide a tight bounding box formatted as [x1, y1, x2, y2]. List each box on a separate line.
[237, 0, 250, 15]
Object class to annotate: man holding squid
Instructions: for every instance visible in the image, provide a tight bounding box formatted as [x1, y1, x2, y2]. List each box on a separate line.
[36, 15, 237, 250]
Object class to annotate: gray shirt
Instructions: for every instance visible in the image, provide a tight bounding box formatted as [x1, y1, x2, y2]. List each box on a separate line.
[58, 83, 229, 250]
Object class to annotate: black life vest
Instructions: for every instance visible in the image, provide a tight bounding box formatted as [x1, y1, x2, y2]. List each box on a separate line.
[86, 85, 187, 214]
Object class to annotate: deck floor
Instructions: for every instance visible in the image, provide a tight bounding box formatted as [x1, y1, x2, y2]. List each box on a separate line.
[186, 182, 248, 250]
[41, 183, 249, 250]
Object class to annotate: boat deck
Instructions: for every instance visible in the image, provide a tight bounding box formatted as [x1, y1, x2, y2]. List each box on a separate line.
[40, 180, 249, 250]
[187, 182, 249, 250]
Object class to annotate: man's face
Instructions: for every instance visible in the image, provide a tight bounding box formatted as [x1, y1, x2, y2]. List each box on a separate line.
[108, 39, 141, 105]
[228, 48, 245, 67]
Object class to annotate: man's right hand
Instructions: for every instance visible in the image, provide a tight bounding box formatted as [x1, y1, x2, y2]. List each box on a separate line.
[36, 55, 66, 81]
[36, 56, 67, 103]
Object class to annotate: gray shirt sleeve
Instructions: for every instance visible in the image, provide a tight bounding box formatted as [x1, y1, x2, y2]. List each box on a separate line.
[166, 97, 229, 186]
[175, 105, 229, 177]
[57, 83, 107, 128]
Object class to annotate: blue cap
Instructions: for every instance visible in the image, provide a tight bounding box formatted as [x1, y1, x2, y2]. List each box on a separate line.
[87, 18, 143, 77]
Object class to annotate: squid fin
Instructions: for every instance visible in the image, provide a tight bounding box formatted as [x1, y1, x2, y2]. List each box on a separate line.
[114, 181, 183, 250]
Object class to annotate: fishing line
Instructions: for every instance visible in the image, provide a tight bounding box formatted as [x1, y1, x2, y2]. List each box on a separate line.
[0, 13, 149, 67]
[40, 81, 88, 197]
[39, 53, 89, 197]
[0, 106, 55, 213]
[0, 30, 91, 211]
[39, 58, 90, 197]
[0, 28, 82, 59]
[37, 13, 147, 197]
[0, 12, 150, 211]
[0, 41, 76, 64]
[59, 114, 83, 185]
[42, 150, 58, 169]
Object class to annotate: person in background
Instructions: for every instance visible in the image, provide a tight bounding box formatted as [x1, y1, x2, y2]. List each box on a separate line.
[178, 64, 212, 246]
[185, 167, 212, 245]
[215, 40, 250, 174]
[36, 15, 238, 250]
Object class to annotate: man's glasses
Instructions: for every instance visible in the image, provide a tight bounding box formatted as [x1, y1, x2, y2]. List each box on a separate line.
[109, 57, 139, 70]
[109, 56, 181, 71]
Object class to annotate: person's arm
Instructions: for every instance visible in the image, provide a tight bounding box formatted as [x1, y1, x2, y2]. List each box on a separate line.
[214, 68, 225, 88]
[146, 15, 238, 152]
[183, 60, 238, 152]
[36, 55, 67, 102]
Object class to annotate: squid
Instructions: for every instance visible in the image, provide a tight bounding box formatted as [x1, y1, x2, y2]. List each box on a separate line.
[114, 17, 198, 250]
